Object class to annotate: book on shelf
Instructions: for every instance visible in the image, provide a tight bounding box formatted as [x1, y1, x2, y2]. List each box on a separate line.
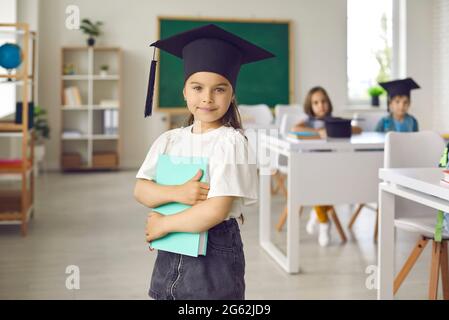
[63, 86, 83, 106]
[103, 109, 118, 135]
[0, 158, 23, 169]
[150, 154, 209, 257]
[443, 170, 449, 181]
[441, 170, 449, 187]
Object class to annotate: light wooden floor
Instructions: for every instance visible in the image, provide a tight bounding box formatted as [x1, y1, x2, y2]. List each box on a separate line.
[0, 170, 441, 299]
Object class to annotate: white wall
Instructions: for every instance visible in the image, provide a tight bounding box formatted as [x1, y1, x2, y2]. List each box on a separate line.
[432, 0, 449, 131]
[406, 0, 434, 131]
[36, 0, 435, 170]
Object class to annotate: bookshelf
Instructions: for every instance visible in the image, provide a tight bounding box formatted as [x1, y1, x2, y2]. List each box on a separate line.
[0, 23, 36, 236]
[60, 46, 122, 171]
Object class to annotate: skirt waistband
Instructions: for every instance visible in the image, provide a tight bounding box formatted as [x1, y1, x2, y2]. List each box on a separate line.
[209, 218, 239, 233]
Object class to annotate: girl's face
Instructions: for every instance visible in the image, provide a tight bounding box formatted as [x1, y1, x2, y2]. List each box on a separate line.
[389, 95, 410, 119]
[183, 72, 234, 128]
[311, 91, 330, 118]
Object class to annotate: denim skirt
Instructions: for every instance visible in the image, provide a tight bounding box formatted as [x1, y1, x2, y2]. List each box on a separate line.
[149, 218, 245, 300]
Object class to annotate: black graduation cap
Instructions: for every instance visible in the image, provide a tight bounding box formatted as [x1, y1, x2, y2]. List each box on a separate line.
[324, 117, 352, 138]
[378, 77, 420, 99]
[144, 24, 275, 117]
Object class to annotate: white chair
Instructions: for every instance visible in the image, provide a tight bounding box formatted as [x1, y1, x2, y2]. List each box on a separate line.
[385, 131, 449, 299]
[238, 104, 273, 163]
[238, 104, 273, 128]
[274, 104, 303, 128]
[351, 111, 388, 131]
[270, 113, 305, 199]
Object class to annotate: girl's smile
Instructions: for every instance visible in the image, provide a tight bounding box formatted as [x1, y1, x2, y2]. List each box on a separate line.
[184, 72, 234, 133]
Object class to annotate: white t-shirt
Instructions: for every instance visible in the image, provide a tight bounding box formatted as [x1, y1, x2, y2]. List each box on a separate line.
[136, 125, 258, 219]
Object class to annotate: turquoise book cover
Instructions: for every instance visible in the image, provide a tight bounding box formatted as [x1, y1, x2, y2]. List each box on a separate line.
[150, 154, 209, 257]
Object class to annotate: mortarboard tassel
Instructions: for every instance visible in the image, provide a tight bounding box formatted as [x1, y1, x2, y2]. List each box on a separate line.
[144, 47, 157, 117]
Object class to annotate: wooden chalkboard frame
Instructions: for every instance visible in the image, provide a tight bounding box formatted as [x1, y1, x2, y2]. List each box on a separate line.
[153, 16, 294, 114]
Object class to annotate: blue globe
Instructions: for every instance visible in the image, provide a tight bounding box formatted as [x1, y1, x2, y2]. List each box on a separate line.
[0, 43, 22, 70]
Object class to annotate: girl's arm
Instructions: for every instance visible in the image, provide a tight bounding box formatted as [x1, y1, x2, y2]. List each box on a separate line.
[292, 120, 315, 133]
[292, 122, 327, 139]
[351, 126, 363, 134]
[134, 170, 209, 208]
[134, 179, 180, 208]
[146, 196, 234, 241]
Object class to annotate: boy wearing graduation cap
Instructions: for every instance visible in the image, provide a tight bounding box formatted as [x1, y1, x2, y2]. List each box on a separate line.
[375, 77, 420, 133]
[134, 24, 274, 300]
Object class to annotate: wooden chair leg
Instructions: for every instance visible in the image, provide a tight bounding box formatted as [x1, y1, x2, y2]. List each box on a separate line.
[278, 174, 288, 198]
[348, 204, 364, 229]
[21, 220, 28, 237]
[276, 206, 303, 232]
[328, 207, 347, 243]
[276, 205, 288, 232]
[394, 236, 429, 294]
[271, 171, 280, 195]
[440, 241, 449, 300]
[374, 208, 379, 243]
[429, 241, 442, 300]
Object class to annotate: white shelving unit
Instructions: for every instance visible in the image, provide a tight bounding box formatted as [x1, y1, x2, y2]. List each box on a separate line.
[60, 46, 122, 171]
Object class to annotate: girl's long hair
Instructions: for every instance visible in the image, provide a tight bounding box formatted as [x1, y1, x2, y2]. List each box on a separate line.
[185, 96, 243, 130]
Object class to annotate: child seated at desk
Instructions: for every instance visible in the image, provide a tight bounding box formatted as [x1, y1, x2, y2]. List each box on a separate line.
[291, 86, 361, 246]
[375, 78, 420, 133]
[291, 86, 362, 138]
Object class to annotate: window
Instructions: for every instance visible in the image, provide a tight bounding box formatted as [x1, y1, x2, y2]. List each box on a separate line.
[347, 0, 393, 104]
[0, 0, 17, 119]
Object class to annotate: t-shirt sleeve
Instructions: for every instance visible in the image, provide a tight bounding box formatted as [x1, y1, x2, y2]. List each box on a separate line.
[413, 116, 419, 132]
[375, 118, 385, 132]
[135, 132, 170, 181]
[207, 131, 258, 206]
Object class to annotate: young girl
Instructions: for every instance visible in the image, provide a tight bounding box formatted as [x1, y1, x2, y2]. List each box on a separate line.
[375, 78, 420, 133]
[291, 87, 361, 246]
[134, 24, 274, 300]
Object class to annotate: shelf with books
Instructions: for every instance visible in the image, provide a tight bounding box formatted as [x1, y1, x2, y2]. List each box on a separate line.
[0, 23, 35, 236]
[60, 46, 121, 171]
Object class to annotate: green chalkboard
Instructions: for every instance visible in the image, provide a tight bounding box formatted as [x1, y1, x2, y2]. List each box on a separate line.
[155, 18, 291, 111]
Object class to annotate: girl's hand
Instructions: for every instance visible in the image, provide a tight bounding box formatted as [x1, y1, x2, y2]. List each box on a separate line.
[351, 126, 363, 134]
[176, 170, 210, 205]
[318, 128, 327, 139]
[145, 212, 168, 242]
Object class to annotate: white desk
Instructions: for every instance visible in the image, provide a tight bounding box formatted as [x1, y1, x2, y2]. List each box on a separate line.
[259, 132, 385, 273]
[377, 167, 449, 299]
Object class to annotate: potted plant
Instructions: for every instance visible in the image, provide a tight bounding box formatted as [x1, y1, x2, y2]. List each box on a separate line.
[80, 19, 103, 47]
[100, 64, 109, 77]
[33, 105, 50, 176]
[368, 86, 384, 107]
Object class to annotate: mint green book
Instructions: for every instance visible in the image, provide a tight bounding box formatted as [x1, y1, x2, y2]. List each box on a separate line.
[150, 154, 208, 257]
